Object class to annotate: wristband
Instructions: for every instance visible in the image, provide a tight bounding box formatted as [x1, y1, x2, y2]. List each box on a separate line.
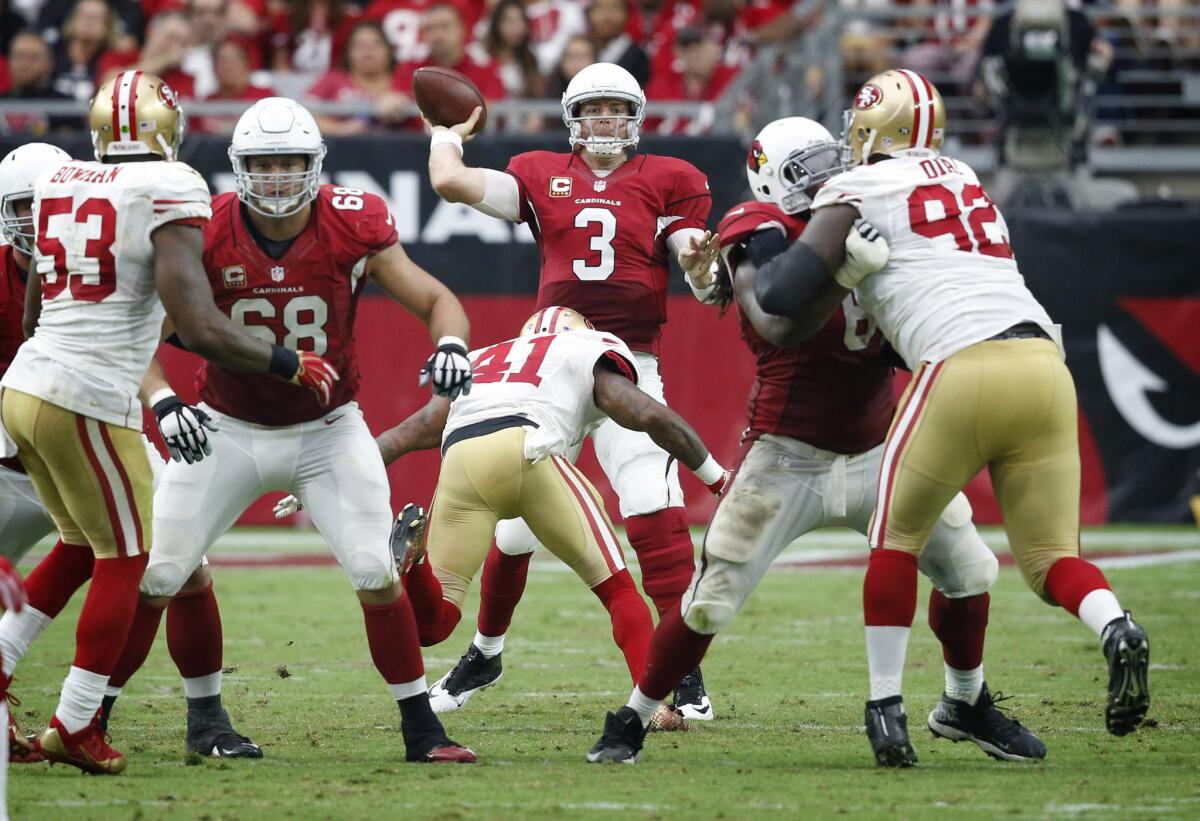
[685, 267, 719, 303]
[693, 454, 725, 485]
[269, 344, 300, 379]
[430, 130, 464, 156]
[436, 335, 468, 353]
[148, 388, 177, 408]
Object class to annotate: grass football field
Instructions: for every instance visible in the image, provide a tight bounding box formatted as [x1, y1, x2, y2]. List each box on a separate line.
[7, 526, 1200, 820]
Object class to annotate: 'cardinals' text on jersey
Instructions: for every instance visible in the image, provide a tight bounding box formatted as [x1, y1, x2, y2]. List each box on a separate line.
[3, 160, 210, 429]
[198, 185, 398, 425]
[506, 151, 710, 355]
[444, 329, 638, 461]
[812, 156, 1059, 367]
[717, 201, 894, 454]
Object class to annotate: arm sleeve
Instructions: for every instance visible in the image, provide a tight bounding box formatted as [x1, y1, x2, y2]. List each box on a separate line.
[504, 154, 536, 224]
[754, 239, 834, 317]
[468, 168, 522, 222]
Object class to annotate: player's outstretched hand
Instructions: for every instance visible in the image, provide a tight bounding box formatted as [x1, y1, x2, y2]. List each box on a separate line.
[835, 218, 890, 290]
[153, 395, 219, 464]
[0, 557, 27, 613]
[291, 351, 340, 406]
[679, 230, 722, 287]
[273, 495, 302, 519]
[419, 336, 473, 401]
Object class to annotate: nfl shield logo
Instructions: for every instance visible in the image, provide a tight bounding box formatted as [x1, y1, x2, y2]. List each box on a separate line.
[270, 266, 285, 282]
[594, 180, 607, 192]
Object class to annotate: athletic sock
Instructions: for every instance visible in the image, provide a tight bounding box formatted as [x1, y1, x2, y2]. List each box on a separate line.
[591, 569, 654, 681]
[1044, 556, 1123, 637]
[625, 685, 661, 728]
[21, 541, 93, 618]
[361, 595, 426, 687]
[109, 597, 167, 689]
[927, 589, 988, 702]
[472, 631, 505, 658]
[864, 549, 918, 701]
[167, 583, 223, 691]
[55, 666, 108, 734]
[402, 561, 461, 645]
[476, 547, 531, 639]
[624, 509, 696, 616]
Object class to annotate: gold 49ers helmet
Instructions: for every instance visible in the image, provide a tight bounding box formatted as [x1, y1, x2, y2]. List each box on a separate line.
[845, 69, 946, 166]
[89, 70, 185, 161]
[520, 306, 594, 336]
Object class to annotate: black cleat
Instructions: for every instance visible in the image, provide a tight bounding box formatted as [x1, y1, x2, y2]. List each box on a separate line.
[865, 696, 918, 767]
[1102, 611, 1150, 736]
[672, 667, 713, 721]
[586, 707, 645, 763]
[427, 645, 503, 713]
[389, 503, 427, 575]
[928, 683, 1046, 761]
[186, 704, 263, 759]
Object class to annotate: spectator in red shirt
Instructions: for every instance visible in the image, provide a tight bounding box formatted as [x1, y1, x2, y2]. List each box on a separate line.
[189, 37, 274, 133]
[394, 3, 506, 103]
[96, 10, 198, 97]
[270, 0, 363, 75]
[587, 0, 649, 87]
[648, 0, 791, 76]
[365, 0, 486, 64]
[644, 25, 738, 134]
[306, 19, 412, 134]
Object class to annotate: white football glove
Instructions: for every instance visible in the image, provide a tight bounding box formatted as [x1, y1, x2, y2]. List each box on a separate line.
[273, 494, 303, 519]
[419, 335, 473, 401]
[834, 218, 890, 290]
[153, 395, 219, 464]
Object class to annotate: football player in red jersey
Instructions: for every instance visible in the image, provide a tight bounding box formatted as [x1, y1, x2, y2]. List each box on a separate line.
[101, 98, 478, 763]
[586, 118, 1044, 765]
[424, 61, 725, 720]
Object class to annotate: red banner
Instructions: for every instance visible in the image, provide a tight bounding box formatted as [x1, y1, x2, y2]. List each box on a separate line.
[157, 293, 1114, 528]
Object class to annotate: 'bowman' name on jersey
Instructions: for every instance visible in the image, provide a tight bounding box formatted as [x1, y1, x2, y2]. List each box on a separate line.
[4, 160, 210, 429]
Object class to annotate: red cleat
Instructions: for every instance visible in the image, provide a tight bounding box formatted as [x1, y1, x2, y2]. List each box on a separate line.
[38, 715, 127, 774]
[423, 743, 477, 763]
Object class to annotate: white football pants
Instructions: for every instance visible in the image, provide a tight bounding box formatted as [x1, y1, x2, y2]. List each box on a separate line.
[141, 402, 396, 596]
[681, 433, 999, 635]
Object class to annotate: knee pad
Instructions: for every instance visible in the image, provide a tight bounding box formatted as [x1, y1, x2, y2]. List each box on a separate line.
[680, 560, 745, 636]
[494, 517, 539, 556]
[920, 494, 998, 598]
[610, 451, 683, 518]
[345, 547, 399, 592]
[139, 553, 193, 598]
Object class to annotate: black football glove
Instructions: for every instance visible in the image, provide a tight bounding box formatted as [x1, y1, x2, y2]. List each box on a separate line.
[153, 395, 219, 464]
[419, 336, 473, 400]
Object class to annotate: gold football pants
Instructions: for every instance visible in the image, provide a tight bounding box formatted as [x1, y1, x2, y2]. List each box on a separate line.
[426, 427, 625, 608]
[1, 389, 152, 558]
[868, 338, 1079, 599]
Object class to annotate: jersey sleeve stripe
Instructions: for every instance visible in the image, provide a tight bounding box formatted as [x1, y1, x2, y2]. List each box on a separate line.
[664, 192, 711, 209]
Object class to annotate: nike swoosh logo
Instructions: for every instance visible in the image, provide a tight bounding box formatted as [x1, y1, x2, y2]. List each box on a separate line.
[729, 207, 745, 215]
[324, 416, 343, 425]
[692, 704, 712, 715]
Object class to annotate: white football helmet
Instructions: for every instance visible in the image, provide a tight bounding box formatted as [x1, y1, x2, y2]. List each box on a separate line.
[561, 62, 646, 156]
[229, 97, 327, 218]
[0, 142, 72, 255]
[746, 118, 845, 215]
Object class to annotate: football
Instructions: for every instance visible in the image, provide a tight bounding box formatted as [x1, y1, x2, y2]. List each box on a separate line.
[412, 67, 488, 133]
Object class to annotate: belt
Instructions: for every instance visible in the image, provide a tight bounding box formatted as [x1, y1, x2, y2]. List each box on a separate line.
[988, 322, 1050, 341]
[442, 416, 538, 456]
